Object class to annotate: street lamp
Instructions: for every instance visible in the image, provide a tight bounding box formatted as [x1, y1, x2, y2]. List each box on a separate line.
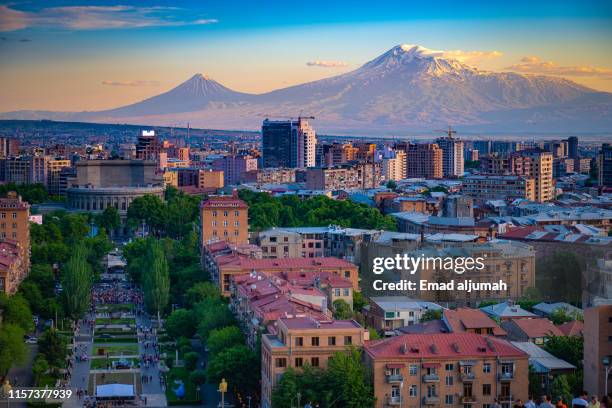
[603, 355, 612, 396]
[219, 378, 228, 408]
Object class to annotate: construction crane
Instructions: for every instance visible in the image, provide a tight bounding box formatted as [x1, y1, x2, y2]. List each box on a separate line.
[258, 113, 315, 121]
[435, 125, 457, 138]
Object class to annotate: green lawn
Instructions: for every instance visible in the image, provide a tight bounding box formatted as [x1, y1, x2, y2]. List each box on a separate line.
[93, 344, 139, 356]
[95, 328, 136, 335]
[95, 317, 135, 325]
[94, 336, 138, 343]
[165, 367, 201, 406]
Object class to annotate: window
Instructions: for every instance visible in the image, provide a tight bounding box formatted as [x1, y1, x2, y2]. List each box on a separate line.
[343, 336, 352, 345]
[1, 213, 5, 219]
[482, 384, 491, 396]
[343, 288, 349, 296]
[234, 221, 239, 226]
[409, 365, 418, 376]
[344, 271, 350, 278]
[284, 237, 288, 242]
[212, 211, 217, 217]
[275, 358, 287, 368]
[391, 385, 400, 398]
[311, 357, 319, 367]
[385, 311, 396, 319]
[445, 395, 454, 405]
[212, 221, 217, 226]
[270, 237, 277, 243]
[445, 376, 453, 386]
[408, 385, 417, 397]
[328, 336, 336, 346]
[234, 230, 239, 236]
[223, 220, 228, 227]
[335, 289, 341, 296]
[445, 363, 454, 371]
[463, 383, 473, 397]
[12, 213, 16, 219]
[11, 232, 16, 239]
[295, 358, 303, 367]
[234, 211, 239, 217]
[295, 337, 303, 347]
[311, 337, 319, 346]
[212, 230, 217, 236]
[223, 211, 228, 217]
[223, 230, 228, 237]
[483, 363, 491, 373]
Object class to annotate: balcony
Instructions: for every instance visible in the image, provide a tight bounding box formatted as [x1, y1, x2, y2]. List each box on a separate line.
[386, 374, 404, 384]
[498, 395, 513, 402]
[460, 372, 476, 382]
[498, 372, 515, 381]
[461, 396, 477, 403]
[422, 374, 440, 382]
[422, 396, 440, 405]
[387, 396, 402, 406]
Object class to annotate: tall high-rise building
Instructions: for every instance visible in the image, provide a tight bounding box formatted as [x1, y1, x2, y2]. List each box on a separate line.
[406, 143, 443, 179]
[136, 130, 160, 161]
[598, 143, 612, 187]
[262, 118, 317, 168]
[436, 135, 464, 177]
[382, 150, 407, 181]
[567, 136, 579, 159]
[46, 158, 72, 195]
[513, 150, 554, 202]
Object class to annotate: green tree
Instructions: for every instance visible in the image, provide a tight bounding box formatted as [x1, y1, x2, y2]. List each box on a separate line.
[0, 324, 27, 375]
[143, 241, 170, 322]
[420, 309, 442, 322]
[38, 328, 68, 368]
[206, 326, 244, 355]
[4, 294, 34, 333]
[478, 300, 499, 308]
[333, 299, 353, 319]
[386, 180, 397, 190]
[62, 244, 92, 322]
[196, 300, 235, 341]
[95, 206, 121, 235]
[206, 344, 259, 398]
[352, 291, 369, 312]
[544, 335, 583, 369]
[32, 355, 50, 384]
[326, 348, 375, 408]
[551, 375, 573, 405]
[185, 282, 221, 307]
[549, 308, 583, 325]
[184, 351, 200, 370]
[166, 309, 197, 340]
[189, 369, 207, 386]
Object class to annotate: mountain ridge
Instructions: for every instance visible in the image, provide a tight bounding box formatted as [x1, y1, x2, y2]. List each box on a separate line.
[2, 44, 611, 133]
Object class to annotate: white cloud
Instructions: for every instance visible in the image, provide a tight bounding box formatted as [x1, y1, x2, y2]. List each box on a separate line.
[0, 5, 217, 32]
[101, 80, 160, 87]
[306, 60, 349, 68]
[506, 56, 612, 79]
[441, 49, 503, 64]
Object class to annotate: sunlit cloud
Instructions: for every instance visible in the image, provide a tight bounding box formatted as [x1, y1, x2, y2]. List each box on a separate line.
[506, 56, 612, 79]
[101, 80, 160, 87]
[441, 49, 503, 64]
[0, 5, 217, 32]
[306, 60, 349, 68]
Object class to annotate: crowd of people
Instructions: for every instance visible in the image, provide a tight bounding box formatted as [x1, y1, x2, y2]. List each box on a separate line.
[510, 393, 611, 408]
[92, 282, 143, 305]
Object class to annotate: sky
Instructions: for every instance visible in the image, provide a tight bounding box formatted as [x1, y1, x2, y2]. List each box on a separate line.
[0, 0, 611, 112]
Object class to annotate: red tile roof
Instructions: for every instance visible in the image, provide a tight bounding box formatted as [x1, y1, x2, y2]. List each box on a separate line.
[281, 317, 362, 331]
[200, 195, 248, 209]
[365, 332, 526, 359]
[557, 320, 584, 337]
[444, 308, 506, 336]
[224, 257, 356, 270]
[510, 318, 564, 338]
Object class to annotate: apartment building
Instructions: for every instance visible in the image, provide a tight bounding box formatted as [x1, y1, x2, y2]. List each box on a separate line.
[583, 305, 612, 395]
[244, 168, 297, 185]
[306, 162, 383, 191]
[261, 317, 367, 408]
[462, 175, 535, 202]
[406, 144, 443, 179]
[436, 136, 464, 177]
[198, 169, 224, 189]
[200, 191, 249, 247]
[262, 118, 317, 169]
[46, 158, 72, 195]
[514, 150, 554, 202]
[365, 296, 443, 335]
[363, 333, 529, 408]
[0, 240, 28, 295]
[383, 151, 407, 181]
[0, 192, 31, 294]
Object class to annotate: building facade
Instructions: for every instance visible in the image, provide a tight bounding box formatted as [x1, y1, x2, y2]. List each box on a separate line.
[200, 191, 249, 247]
[262, 118, 317, 169]
[406, 144, 443, 179]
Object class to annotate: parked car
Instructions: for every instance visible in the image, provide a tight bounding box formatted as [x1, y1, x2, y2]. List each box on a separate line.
[24, 336, 38, 344]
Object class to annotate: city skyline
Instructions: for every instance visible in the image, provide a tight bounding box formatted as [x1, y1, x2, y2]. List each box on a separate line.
[1, 0, 612, 112]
